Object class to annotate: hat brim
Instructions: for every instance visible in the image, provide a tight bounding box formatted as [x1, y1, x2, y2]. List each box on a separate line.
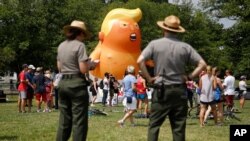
[157, 21, 185, 33]
[63, 25, 92, 39]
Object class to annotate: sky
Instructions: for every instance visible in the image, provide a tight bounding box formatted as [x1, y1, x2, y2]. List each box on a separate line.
[168, 0, 236, 29]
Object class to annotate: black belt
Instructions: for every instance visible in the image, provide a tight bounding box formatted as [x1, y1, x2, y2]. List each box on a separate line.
[62, 74, 84, 79]
[152, 84, 185, 89]
[164, 84, 186, 88]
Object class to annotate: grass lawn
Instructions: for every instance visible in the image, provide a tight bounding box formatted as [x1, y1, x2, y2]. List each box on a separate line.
[0, 95, 250, 141]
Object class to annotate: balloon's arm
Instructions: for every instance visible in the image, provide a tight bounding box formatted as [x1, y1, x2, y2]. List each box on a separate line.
[89, 31, 105, 60]
[89, 43, 102, 60]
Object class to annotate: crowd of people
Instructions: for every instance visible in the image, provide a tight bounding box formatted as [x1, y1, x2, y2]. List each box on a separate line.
[15, 15, 248, 141]
[88, 67, 150, 124]
[17, 64, 60, 113]
[185, 67, 248, 128]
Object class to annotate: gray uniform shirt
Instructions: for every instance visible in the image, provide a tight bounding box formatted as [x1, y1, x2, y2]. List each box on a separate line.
[141, 36, 202, 85]
[57, 40, 88, 74]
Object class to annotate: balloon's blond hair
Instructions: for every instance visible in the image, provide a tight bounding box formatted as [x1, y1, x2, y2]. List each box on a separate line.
[101, 8, 142, 36]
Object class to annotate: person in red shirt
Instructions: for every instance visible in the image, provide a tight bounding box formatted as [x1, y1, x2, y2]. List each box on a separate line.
[136, 70, 149, 117]
[18, 64, 29, 113]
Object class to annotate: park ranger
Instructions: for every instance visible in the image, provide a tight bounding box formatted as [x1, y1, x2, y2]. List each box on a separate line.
[56, 20, 98, 141]
[137, 15, 206, 141]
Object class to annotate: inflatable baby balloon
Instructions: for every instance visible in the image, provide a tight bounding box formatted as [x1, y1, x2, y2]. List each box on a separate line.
[90, 8, 142, 79]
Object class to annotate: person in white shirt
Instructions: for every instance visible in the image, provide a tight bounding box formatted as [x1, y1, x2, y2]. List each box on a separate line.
[102, 72, 110, 106]
[199, 66, 217, 127]
[238, 75, 247, 109]
[223, 69, 235, 110]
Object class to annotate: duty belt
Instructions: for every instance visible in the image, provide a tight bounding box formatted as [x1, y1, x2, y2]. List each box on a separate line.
[152, 84, 186, 89]
[62, 74, 84, 79]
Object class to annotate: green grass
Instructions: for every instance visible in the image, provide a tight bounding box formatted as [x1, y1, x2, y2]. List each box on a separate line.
[0, 95, 250, 141]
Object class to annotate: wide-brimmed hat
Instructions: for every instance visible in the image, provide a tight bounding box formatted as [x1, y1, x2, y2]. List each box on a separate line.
[157, 15, 185, 33]
[63, 20, 91, 38]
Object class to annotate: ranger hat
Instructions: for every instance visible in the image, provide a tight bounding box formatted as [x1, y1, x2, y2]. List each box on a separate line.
[63, 20, 91, 38]
[157, 15, 185, 33]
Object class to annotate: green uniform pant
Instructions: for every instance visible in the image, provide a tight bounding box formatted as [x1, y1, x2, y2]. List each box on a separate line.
[148, 85, 188, 141]
[56, 76, 89, 141]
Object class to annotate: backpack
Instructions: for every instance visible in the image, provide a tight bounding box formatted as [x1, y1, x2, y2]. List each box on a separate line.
[99, 80, 104, 89]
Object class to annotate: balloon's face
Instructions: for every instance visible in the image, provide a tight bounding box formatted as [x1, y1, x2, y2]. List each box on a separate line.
[90, 9, 142, 80]
[104, 18, 141, 52]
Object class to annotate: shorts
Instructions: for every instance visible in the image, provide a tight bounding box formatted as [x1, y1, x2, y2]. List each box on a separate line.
[92, 91, 97, 96]
[27, 87, 34, 99]
[27, 92, 34, 99]
[225, 95, 234, 107]
[109, 89, 114, 97]
[200, 100, 216, 106]
[122, 97, 137, 110]
[187, 89, 193, 97]
[238, 90, 247, 98]
[19, 91, 27, 99]
[35, 93, 47, 102]
[137, 94, 147, 100]
[46, 92, 53, 101]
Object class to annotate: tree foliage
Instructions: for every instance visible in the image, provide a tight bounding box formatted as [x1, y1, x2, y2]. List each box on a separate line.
[1, 0, 244, 77]
[200, 0, 250, 77]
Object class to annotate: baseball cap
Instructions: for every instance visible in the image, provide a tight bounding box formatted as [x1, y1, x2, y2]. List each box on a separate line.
[127, 65, 135, 73]
[240, 75, 246, 80]
[36, 67, 43, 72]
[28, 64, 36, 70]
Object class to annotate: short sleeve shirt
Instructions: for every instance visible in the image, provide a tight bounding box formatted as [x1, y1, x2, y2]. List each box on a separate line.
[25, 72, 34, 90]
[57, 40, 88, 74]
[141, 36, 203, 85]
[33, 73, 46, 93]
[223, 75, 235, 95]
[239, 80, 247, 91]
[18, 71, 27, 91]
[103, 77, 110, 90]
[122, 74, 137, 97]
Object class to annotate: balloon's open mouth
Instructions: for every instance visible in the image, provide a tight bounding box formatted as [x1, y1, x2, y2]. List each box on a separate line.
[130, 33, 136, 41]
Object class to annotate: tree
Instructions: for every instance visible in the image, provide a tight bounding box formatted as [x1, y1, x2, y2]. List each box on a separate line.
[0, 0, 225, 75]
[200, 0, 250, 77]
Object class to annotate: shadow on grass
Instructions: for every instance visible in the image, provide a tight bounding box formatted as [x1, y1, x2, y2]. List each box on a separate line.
[0, 100, 17, 104]
[186, 122, 198, 126]
[135, 123, 149, 127]
[0, 135, 18, 140]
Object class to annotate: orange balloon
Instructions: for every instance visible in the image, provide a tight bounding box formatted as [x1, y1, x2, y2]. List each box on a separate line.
[90, 8, 142, 80]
